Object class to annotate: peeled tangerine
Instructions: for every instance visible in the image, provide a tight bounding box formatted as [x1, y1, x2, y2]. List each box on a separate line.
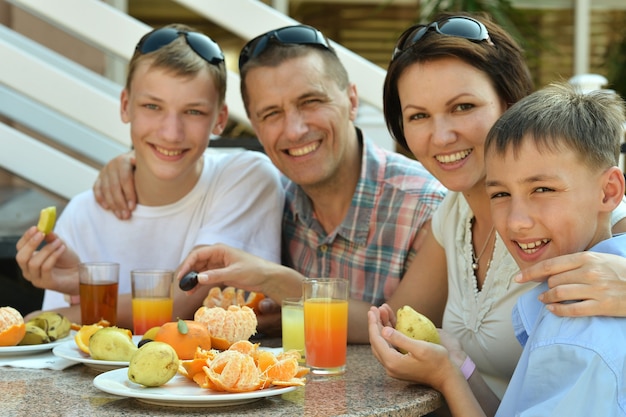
[128, 341, 179, 387]
[395, 305, 440, 352]
[194, 305, 257, 350]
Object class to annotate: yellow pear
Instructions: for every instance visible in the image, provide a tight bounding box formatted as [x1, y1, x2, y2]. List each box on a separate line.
[395, 305, 440, 352]
[89, 327, 138, 361]
[128, 341, 179, 387]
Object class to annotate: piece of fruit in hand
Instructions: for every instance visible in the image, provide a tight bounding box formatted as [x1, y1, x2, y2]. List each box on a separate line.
[37, 206, 56, 234]
[395, 305, 440, 352]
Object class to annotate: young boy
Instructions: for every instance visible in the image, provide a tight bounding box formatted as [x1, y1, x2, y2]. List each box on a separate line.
[15, 24, 284, 330]
[484, 82, 626, 416]
[369, 82, 626, 417]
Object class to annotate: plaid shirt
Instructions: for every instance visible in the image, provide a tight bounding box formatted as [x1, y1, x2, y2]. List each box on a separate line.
[282, 130, 446, 305]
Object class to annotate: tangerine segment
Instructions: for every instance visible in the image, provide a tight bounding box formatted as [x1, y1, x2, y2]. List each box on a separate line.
[228, 340, 259, 357]
[202, 287, 265, 312]
[261, 355, 299, 383]
[0, 307, 26, 347]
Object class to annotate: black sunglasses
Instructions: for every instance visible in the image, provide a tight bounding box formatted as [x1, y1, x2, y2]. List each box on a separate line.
[136, 27, 224, 66]
[392, 16, 492, 60]
[238, 25, 333, 70]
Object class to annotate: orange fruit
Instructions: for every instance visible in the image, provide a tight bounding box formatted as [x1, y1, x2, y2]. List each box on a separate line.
[0, 306, 26, 347]
[154, 319, 212, 360]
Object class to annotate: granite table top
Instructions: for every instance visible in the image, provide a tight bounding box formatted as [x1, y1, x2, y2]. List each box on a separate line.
[0, 341, 443, 416]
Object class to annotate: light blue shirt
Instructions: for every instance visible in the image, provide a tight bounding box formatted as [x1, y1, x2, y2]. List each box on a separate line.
[496, 234, 626, 417]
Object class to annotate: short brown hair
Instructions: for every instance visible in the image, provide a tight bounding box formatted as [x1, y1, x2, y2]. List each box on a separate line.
[486, 82, 626, 171]
[239, 43, 349, 116]
[126, 23, 227, 106]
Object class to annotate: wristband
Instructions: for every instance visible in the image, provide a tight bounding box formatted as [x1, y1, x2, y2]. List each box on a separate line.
[460, 356, 476, 380]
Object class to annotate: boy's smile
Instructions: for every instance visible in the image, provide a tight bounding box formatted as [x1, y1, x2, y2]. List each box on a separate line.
[120, 61, 227, 206]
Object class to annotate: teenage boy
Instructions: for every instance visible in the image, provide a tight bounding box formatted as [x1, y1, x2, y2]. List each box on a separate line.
[369, 82, 626, 416]
[15, 24, 283, 329]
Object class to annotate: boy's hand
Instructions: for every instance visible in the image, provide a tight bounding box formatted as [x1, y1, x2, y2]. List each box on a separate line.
[15, 227, 81, 294]
[93, 151, 137, 220]
[515, 251, 626, 317]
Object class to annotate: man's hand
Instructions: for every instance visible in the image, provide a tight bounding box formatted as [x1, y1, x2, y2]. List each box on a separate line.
[515, 251, 626, 317]
[256, 298, 282, 336]
[93, 152, 137, 220]
[176, 244, 304, 301]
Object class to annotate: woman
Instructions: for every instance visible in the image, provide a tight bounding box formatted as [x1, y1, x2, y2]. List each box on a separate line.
[375, 11, 626, 402]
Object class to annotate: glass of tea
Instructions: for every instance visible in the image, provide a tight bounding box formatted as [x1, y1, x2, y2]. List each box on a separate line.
[78, 262, 120, 325]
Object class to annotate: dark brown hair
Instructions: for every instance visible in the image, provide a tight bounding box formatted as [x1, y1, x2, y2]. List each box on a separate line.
[384, 12, 533, 150]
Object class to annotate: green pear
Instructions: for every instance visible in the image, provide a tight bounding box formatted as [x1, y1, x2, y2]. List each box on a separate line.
[89, 327, 138, 361]
[395, 305, 440, 352]
[128, 341, 179, 387]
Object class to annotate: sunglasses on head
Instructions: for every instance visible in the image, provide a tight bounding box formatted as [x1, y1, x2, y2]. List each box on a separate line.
[392, 16, 492, 60]
[238, 25, 333, 70]
[136, 27, 224, 66]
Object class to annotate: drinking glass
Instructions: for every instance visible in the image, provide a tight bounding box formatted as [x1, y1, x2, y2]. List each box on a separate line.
[282, 297, 305, 362]
[303, 278, 348, 375]
[78, 262, 119, 325]
[131, 269, 174, 335]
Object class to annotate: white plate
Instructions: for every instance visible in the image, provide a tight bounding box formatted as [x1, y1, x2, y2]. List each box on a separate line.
[93, 367, 298, 407]
[0, 334, 74, 357]
[53, 336, 142, 371]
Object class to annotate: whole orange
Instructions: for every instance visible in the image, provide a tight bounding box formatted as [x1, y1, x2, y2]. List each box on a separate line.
[154, 319, 212, 360]
[0, 306, 26, 347]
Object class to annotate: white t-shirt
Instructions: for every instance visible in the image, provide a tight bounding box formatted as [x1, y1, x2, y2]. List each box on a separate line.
[43, 150, 284, 310]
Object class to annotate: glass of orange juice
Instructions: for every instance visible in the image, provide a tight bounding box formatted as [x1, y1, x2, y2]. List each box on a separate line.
[78, 262, 119, 325]
[303, 278, 348, 375]
[131, 269, 174, 335]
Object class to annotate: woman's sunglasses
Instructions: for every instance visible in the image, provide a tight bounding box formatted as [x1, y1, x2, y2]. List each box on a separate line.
[392, 16, 492, 60]
[136, 27, 224, 66]
[238, 25, 333, 70]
